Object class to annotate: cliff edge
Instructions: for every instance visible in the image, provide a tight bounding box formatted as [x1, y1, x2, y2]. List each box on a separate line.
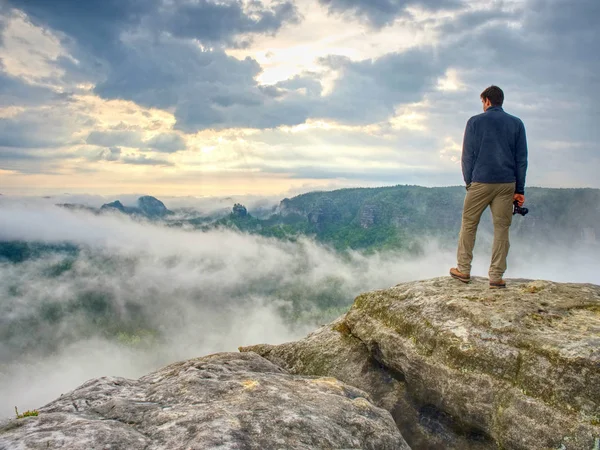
[242, 277, 600, 449]
[2, 277, 598, 449]
[0, 352, 407, 449]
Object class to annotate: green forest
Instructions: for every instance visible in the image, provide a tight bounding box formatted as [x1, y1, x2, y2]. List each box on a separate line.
[205, 185, 600, 252]
[1, 185, 599, 359]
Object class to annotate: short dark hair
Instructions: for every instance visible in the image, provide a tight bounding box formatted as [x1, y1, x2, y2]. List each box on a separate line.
[480, 85, 504, 106]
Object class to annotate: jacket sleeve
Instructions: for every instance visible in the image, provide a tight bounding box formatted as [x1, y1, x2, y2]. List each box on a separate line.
[514, 121, 528, 194]
[461, 119, 476, 185]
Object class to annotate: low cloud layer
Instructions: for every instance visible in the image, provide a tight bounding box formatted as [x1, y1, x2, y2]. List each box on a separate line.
[1, 199, 599, 418]
[0, 200, 449, 418]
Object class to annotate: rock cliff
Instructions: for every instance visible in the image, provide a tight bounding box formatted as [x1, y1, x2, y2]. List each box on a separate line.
[0, 352, 407, 449]
[242, 277, 600, 450]
[2, 278, 598, 449]
[98, 196, 171, 218]
[137, 196, 169, 218]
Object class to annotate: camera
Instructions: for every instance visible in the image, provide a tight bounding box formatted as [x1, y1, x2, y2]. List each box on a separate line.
[513, 200, 528, 216]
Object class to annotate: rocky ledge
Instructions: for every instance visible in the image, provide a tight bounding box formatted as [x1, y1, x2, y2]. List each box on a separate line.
[2, 277, 598, 450]
[242, 277, 600, 450]
[0, 352, 407, 449]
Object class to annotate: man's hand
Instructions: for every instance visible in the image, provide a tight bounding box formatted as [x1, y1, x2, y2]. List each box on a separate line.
[514, 194, 525, 207]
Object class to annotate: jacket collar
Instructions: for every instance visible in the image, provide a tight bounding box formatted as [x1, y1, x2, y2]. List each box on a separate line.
[486, 105, 504, 112]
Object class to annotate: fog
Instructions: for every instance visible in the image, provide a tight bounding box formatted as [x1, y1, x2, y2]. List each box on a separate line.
[1, 193, 283, 218]
[0, 199, 598, 418]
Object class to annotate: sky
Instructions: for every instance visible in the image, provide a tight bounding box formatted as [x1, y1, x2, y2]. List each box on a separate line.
[0, 0, 599, 197]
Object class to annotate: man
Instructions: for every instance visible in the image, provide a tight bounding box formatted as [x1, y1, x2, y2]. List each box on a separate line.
[450, 85, 528, 289]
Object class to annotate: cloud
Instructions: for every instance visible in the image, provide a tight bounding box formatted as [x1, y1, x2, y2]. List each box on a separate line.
[151, 0, 300, 44]
[93, 36, 443, 132]
[5, 0, 300, 93]
[2, 0, 304, 132]
[8, 0, 300, 53]
[0, 71, 57, 106]
[0, 199, 598, 418]
[145, 133, 186, 153]
[89, 33, 314, 132]
[2, 0, 600, 190]
[435, 5, 520, 35]
[252, 164, 457, 184]
[97, 146, 121, 161]
[427, 0, 600, 187]
[86, 130, 144, 148]
[318, 0, 464, 28]
[85, 131, 185, 155]
[121, 154, 173, 166]
[7, 0, 156, 58]
[0, 201, 450, 417]
[0, 108, 82, 148]
[315, 49, 444, 123]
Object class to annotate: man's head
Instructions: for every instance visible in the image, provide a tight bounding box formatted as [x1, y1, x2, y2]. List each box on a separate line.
[480, 85, 504, 111]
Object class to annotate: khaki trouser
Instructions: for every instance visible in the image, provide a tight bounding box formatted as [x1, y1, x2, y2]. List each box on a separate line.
[457, 182, 515, 280]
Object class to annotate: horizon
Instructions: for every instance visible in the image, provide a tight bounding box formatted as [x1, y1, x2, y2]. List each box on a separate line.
[2, 182, 600, 217]
[1, 0, 599, 195]
[3, 182, 600, 200]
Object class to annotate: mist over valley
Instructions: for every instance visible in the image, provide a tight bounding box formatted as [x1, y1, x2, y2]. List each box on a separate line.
[1, 186, 599, 419]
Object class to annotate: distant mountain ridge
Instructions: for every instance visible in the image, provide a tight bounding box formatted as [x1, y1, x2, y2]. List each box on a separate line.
[60, 195, 172, 219]
[218, 185, 600, 251]
[53, 186, 600, 252]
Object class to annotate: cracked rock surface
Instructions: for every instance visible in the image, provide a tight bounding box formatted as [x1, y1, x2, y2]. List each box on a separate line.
[242, 277, 600, 450]
[0, 352, 409, 450]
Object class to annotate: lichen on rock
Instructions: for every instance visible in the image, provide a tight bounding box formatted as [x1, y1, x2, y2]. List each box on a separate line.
[242, 277, 600, 449]
[0, 352, 408, 449]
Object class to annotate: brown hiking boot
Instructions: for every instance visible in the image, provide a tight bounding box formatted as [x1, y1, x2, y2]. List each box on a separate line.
[450, 267, 471, 283]
[489, 279, 506, 289]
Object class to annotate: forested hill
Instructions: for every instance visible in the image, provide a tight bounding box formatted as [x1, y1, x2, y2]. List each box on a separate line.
[217, 185, 600, 252]
[2, 186, 598, 258]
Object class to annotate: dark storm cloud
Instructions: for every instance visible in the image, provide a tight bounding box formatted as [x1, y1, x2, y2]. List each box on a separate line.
[142, 43, 439, 130]
[94, 35, 262, 110]
[92, 33, 314, 131]
[8, 0, 299, 53]
[152, 0, 300, 42]
[5, 0, 156, 82]
[318, 0, 463, 28]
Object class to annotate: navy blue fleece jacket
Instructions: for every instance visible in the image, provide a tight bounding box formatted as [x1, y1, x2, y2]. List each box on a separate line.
[462, 106, 528, 194]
